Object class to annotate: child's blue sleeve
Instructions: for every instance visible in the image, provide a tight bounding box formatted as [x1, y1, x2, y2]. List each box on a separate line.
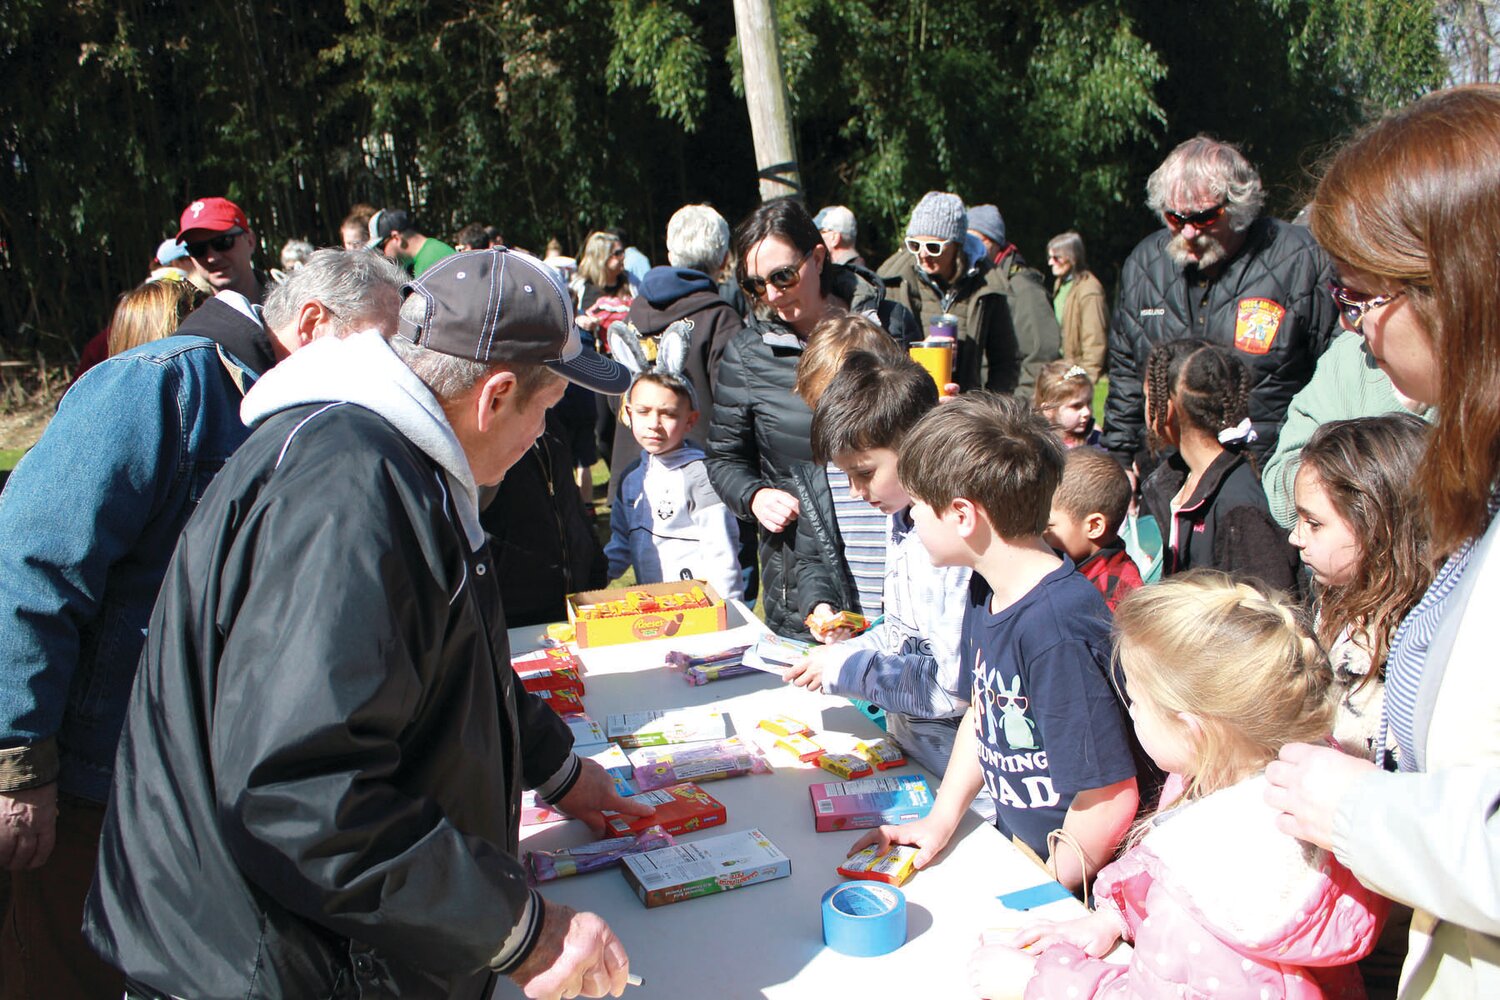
[826, 646, 967, 719]
[604, 481, 632, 582]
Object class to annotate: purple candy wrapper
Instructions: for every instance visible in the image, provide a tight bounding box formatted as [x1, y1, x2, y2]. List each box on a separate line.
[525, 826, 675, 884]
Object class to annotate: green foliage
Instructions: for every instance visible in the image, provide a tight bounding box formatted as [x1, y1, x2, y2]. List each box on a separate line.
[608, 0, 710, 128]
[0, 0, 1448, 365]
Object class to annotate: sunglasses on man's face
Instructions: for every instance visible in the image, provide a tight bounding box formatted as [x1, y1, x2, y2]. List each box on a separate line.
[186, 229, 243, 259]
[1163, 204, 1226, 231]
[905, 238, 952, 257]
[739, 249, 811, 298]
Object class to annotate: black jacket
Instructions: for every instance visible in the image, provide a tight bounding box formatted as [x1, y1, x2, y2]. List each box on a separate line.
[1139, 448, 1300, 595]
[177, 294, 279, 376]
[1103, 217, 1338, 465]
[607, 266, 747, 494]
[85, 403, 575, 999]
[706, 263, 915, 637]
[483, 411, 609, 627]
[789, 461, 860, 618]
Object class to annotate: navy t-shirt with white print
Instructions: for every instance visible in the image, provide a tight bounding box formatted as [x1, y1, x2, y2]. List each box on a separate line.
[964, 558, 1138, 858]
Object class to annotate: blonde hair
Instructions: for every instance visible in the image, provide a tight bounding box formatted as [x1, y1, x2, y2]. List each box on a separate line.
[793, 313, 905, 406]
[107, 279, 208, 357]
[1113, 572, 1335, 804]
[575, 230, 623, 290]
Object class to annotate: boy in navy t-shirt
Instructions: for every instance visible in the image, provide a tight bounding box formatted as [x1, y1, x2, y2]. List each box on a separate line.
[852, 393, 1140, 891]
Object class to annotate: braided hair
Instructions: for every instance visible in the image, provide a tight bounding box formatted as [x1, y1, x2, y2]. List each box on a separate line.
[1113, 571, 1335, 805]
[1144, 339, 1253, 453]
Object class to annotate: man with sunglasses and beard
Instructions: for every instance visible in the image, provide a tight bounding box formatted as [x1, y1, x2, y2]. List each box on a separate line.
[878, 192, 1060, 400]
[1104, 137, 1339, 471]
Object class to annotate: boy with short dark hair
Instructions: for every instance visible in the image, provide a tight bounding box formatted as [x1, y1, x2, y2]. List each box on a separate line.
[854, 393, 1140, 890]
[1045, 448, 1144, 611]
[784, 352, 972, 775]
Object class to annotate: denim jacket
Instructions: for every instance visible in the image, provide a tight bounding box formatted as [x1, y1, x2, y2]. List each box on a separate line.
[0, 336, 256, 801]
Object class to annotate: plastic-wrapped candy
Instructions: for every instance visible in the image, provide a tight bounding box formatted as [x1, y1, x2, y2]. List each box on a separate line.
[525, 826, 675, 883]
[629, 738, 771, 791]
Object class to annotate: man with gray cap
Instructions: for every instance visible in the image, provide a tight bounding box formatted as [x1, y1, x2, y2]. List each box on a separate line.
[814, 205, 865, 269]
[83, 248, 653, 1000]
[878, 192, 1058, 398]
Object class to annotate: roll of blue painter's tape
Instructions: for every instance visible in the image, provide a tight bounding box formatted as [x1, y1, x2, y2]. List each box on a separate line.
[821, 882, 907, 956]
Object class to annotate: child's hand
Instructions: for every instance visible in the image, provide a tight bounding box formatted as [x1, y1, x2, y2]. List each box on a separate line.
[1011, 910, 1122, 958]
[783, 645, 838, 692]
[849, 813, 957, 871]
[968, 933, 1036, 1000]
[806, 605, 854, 644]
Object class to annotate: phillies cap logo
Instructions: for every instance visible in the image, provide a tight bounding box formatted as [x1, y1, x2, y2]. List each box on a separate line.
[190, 200, 206, 218]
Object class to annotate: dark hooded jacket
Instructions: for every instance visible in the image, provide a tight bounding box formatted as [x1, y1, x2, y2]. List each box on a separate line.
[483, 410, 609, 628]
[706, 263, 917, 637]
[1103, 217, 1339, 466]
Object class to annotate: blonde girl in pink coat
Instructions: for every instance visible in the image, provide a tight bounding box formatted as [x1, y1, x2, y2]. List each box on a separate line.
[972, 573, 1389, 999]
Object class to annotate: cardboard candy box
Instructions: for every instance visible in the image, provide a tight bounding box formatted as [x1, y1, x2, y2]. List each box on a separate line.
[606, 709, 729, 748]
[621, 828, 791, 908]
[566, 581, 728, 648]
[808, 775, 934, 833]
[603, 782, 727, 837]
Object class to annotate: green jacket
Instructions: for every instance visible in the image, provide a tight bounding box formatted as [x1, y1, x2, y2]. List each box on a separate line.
[877, 244, 1059, 399]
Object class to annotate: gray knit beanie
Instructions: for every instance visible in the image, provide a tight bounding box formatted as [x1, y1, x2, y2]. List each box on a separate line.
[967, 204, 1006, 246]
[905, 192, 967, 244]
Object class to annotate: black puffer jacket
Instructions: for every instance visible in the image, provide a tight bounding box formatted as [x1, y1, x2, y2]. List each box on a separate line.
[707, 264, 916, 637]
[1139, 448, 1301, 596]
[85, 403, 575, 999]
[1103, 217, 1338, 465]
[789, 461, 859, 619]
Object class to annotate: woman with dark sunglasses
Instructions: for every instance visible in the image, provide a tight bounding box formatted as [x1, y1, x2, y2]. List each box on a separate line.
[1264, 85, 1500, 999]
[705, 199, 918, 637]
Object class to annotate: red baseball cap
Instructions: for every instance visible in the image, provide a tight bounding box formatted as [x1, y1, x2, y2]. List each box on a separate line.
[176, 197, 250, 242]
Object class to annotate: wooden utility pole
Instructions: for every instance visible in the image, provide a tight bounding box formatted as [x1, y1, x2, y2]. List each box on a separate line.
[732, 0, 803, 202]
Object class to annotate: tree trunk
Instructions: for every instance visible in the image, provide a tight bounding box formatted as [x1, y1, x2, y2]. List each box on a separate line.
[732, 0, 802, 202]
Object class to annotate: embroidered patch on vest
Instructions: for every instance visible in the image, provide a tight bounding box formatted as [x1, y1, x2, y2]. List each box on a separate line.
[1233, 298, 1286, 355]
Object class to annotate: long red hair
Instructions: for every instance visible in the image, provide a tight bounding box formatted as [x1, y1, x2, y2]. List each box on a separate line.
[1311, 85, 1500, 555]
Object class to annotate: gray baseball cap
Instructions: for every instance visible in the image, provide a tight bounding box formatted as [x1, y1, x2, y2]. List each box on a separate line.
[396, 247, 631, 394]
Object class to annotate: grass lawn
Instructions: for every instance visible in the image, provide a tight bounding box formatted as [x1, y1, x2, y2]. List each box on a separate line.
[0, 449, 23, 472]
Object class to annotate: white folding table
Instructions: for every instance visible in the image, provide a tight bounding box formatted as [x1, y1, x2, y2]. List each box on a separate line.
[494, 602, 1124, 999]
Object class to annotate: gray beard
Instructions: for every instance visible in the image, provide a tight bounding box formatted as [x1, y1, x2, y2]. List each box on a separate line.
[1167, 232, 1230, 271]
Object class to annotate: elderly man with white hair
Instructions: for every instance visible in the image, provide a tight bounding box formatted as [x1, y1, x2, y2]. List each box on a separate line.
[606, 203, 747, 486]
[814, 205, 865, 269]
[1103, 135, 1339, 468]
